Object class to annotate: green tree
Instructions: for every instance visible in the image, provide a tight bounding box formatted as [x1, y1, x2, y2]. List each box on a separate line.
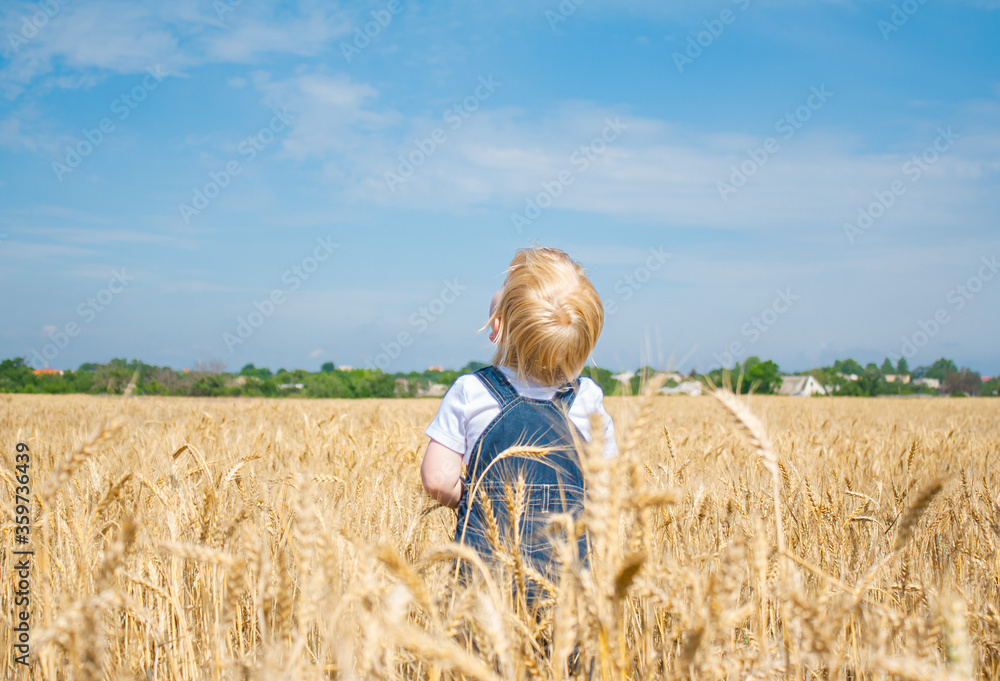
[925, 358, 958, 380]
[38, 373, 73, 394]
[896, 357, 909, 375]
[68, 369, 95, 393]
[459, 361, 488, 374]
[833, 358, 863, 376]
[306, 371, 352, 398]
[0, 358, 34, 392]
[346, 369, 396, 398]
[738, 357, 781, 394]
[982, 376, 1000, 397]
[833, 380, 865, 396]
[240, 363, 273, 380]
[191, 374, 227, 397]
[880, 358, 894, 375]
[857, 366, 882, 397]
[91, 362, 133, 394]
[321, 362, 336, 373]
[581, 365, 615, 394]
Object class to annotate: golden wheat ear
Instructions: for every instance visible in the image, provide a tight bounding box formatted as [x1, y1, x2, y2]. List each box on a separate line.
[893, 478, 945, 552]
[712, 388, 785, 554]
[42, 419, 123, 503]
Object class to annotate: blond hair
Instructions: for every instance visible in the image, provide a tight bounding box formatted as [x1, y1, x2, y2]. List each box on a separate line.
[489, 247, 604, 386]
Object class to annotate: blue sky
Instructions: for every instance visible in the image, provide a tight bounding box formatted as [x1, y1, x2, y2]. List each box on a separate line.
[1, 0, 998, 376]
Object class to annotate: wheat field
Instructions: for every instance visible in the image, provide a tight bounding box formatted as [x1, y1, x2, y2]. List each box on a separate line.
[1, 388, 998, 680]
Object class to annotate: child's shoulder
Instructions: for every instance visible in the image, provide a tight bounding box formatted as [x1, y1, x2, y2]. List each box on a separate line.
[445, 372, 476, 396]
[443, 371, 492, 404]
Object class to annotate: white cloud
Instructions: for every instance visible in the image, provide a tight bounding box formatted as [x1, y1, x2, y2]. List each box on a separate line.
[251, 69, 401, 164]
[205, 8, 351, 62]
[342, 108, 999, 237]
[14, 226, 197, 249]
[0, 241, 101, 260]
[163, 281, 258, 293]
[0, 102, 66, 154]
[14, 205, 113, 223]
[228, 67, 1000, 240]
[0, 0, 350, 98]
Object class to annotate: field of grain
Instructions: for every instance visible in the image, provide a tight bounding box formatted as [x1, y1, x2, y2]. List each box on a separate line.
[1, 389, 998, 680]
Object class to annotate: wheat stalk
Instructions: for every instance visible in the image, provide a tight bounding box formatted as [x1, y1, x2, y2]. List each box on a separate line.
[42, 419, 123, 502]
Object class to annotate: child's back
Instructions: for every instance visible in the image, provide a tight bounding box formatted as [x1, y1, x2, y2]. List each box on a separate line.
[421, 247, 615, 602]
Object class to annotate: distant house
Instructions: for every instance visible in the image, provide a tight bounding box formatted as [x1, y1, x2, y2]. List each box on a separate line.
[778, 375, 827, 397]
[659, 380, 703, 397]
[884, 374, 911, 384]
[421, 383, 447, 398]
[836, 372, 859, 381]
[913, 377, 941, 389]
[277, 383, 304, 390]
[427, 365, 444, 372]
[337, 365, 353, 371]
[611, 371, 635, 384]
[32, 368, 63, 376]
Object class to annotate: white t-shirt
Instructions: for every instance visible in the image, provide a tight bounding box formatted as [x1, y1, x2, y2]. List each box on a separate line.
[425, 365, 617, 464]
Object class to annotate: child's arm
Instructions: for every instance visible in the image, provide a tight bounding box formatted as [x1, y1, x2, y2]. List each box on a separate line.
[420, 439, 464, 508]
[599, 400, 618, 458]
[581, 376, 619, 457]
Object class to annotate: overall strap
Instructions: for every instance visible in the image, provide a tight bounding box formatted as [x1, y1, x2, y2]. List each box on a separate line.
[476, 366, 580, 410]
[554, 378, 580, 410]
[474, 366, 519, 407]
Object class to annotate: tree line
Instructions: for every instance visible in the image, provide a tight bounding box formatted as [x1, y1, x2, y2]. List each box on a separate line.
[700, 356, 995, 397]
[0, 358, 482, 398]
[1, 356, 996, 398]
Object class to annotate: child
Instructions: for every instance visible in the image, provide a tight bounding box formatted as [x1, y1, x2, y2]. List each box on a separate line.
[420, 247, 616, 603]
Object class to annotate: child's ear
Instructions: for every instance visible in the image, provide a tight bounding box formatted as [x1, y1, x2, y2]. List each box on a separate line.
[489, 317, 501, 343]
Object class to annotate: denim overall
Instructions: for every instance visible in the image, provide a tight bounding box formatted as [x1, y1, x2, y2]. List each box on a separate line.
[455, 366, 588, 606]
